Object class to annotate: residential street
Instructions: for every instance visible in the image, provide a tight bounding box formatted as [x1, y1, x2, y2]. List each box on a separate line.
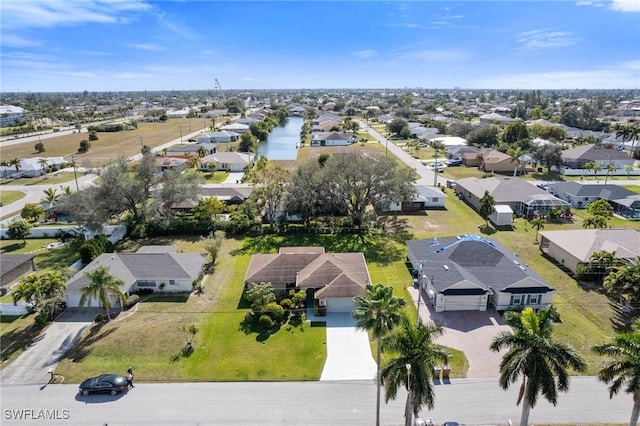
[0, 377, 630, 425]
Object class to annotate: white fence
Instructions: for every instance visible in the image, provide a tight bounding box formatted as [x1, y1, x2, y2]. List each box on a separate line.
[0, 224, 127, 243]
[0, 304, 28, 316]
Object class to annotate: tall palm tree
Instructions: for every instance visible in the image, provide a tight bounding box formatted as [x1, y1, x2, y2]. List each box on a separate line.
[39, 270, 67, 320]
[381, 314, 449, 426]
[605, 163, 617, 184]
[353, 283, 406, 426]
[80, 265, 126, 320]
[530, 216, 544, 241]
[507, 146, 524, 177]
[431, 141, 446, 186]
[10, 158, 21, 177]
[490, 306, 587, 426]
[0, 160, 8, 178]
[583, 161, 601, 180]
[592, 320, 640, 426]
[38, 158, 49, 178]
[627, 164, 635, 179]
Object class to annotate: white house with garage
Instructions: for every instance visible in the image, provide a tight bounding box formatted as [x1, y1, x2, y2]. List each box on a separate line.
[64, 246, 205, 308]
[244, 247, 371, 315]
[406, 235, 555, 312]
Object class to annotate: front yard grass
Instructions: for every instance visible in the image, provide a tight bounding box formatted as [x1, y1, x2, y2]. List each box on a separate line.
[0, 314, 44, 367]
[1, 172, 77, 186]
[0, 190, 26, 205]
[199, 170, 229, 183]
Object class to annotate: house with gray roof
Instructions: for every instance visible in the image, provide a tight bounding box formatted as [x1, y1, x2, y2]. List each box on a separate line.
[407, 235, 554, 312]
[456, 176, 569, 218]
[0, 253, 36, 288]
[560, 144, 634, 172]
[65, 246, 205, 308]
[539, 228, 640, 274]
[165, 143, 217, 157]
[547, 182, 640, 218]
[383, 184, 446, 212]
[200, 152, 256, 172]
[198, 131, 239, 143]
[244, 247, 371, 315]
[310, 131, 354, 147]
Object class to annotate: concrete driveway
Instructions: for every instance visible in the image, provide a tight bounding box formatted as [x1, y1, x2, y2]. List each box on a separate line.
[310, 312, 377, 381]
[408, 287, 510, 378]
[1, 308, 95, 385]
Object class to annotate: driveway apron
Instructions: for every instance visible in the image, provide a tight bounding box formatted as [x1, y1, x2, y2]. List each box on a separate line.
[1, 308, 95, 385]
[317, 312, 377, 381]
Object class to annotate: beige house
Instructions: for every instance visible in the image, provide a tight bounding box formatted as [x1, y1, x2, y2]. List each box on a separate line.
[539, 228, 640, 274]
[481, 150, 523, 174]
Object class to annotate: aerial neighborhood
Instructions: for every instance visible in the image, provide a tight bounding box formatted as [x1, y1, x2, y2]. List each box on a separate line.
[1, 87, 640, 425]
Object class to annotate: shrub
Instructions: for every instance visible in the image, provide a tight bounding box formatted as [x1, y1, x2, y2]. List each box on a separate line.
[94, 313, 105, 323]
[125, 294, 140, 309]
[34, 142, 45, 153]
[34, 314, 49, 326]
[258, 314, 274, 330]
[263, 301, 285, 322]
[79, 234, 114, 264]
[78, 139, 91, 153]
[279, 298, 293, 310]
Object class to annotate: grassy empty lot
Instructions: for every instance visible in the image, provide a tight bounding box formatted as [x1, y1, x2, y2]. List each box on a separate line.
[1, 172, 77, 186]
[1, 120, 206, 167]
[0, 190, 25, 205]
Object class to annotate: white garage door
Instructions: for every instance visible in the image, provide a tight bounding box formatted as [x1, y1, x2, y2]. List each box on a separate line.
[442, 295, 484, 311]
[326, 297, 355, 314]
[66, 293, 83, 308]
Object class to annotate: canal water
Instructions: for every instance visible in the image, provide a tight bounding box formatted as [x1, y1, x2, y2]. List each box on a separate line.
[257, 116, 303, 160]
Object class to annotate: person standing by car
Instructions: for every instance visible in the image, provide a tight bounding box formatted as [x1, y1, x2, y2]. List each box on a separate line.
[126, 367, 134, 389]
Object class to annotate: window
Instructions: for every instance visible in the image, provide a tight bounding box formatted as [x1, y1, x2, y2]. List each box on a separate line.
[169, 280, 177, 286]
[528, 295, 540, 305]
[432, 198, 439, 202]
[137, 280, 156, 287]
[510, 295, 522, 305]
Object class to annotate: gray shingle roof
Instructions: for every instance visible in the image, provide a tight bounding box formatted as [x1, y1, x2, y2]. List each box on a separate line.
[549, 181, 636, 200]
[407, 235, 553, 294]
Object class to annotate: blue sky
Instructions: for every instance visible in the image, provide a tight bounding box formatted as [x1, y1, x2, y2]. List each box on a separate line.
[1, 0, 639, 92]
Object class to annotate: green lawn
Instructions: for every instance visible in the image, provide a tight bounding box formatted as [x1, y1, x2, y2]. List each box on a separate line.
[622, 185, 640, 193]
[199, 170, 229, 183]
[0, 190, 25, 205]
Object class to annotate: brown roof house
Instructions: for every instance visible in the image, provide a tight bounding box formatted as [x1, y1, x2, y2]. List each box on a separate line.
[244, 247, 371, 315]
[480, 149, 524, 175]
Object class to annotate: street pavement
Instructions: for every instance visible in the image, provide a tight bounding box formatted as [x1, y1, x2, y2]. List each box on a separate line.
[0, 377, 631, 425]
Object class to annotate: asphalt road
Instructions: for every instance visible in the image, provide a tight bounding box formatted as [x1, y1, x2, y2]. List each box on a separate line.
[0, 377, 631, 425]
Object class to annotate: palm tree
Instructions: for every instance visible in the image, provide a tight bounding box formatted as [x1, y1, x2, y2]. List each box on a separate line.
[0, 160, 8, 178]
[507, 146, 525, 177]
[583, 161, 601, 180]
[490, 306, 587, 426]
[41, 187, 60, 217]
[39, 270, 67, 320]
[37, 158, 48, 178]
[381, 314, 449, 426]
[530, 216, 544, 241]
[603, 257, 640, 310]
[10, 158, 21, 177]
[197, 144, 208, 158]
[605, 163, 617, 184]
[627, 164, 635, 179]
[353, 283, 406, 426]
[186, 155, 200, 169]
[80, 265, 127, 320]
[589, 250, 618, 283]
[592, 320, 640, 426]
[431, 141, 445, 186]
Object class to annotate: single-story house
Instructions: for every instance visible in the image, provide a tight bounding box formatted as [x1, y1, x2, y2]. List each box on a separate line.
[5, 157, 66, 178]
[560, 144, 634, 171]
[456, 176, 570, 218]
[65, 245, 205, 308]
[198, 131, 239, 143]
[244, 247, 371, 314]
[539, 228, 640, 274]
[171, 187, 253, 212]
[165, 143, 218, 157]
[384, 184, 446, 213]
[447, 145, 482, 161]
[0, 253, 36, 288]
[547, 182, 639, 216]
[289, 106, 306, 116]
[219, 123, 250, 133]
[407, 235, 555, 312]
[479, 113, 519, 125]
[155, 157, 187, 171]
[480, 150, 523, 175]
[310, 131, 354, 147]
[200, 152, 256, 172]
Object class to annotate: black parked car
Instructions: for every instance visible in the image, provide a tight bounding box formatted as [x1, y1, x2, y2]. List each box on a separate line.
[78, 374, 127, 396]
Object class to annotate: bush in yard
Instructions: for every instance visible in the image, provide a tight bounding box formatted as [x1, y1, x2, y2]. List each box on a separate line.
[34, 314, 49, 326]
[125, 294, 140, 309]
[259, 314, 274, 330]
[78, 139, 91, 153]
[94, 313, 104, 323]
[279, 298, 293, 310]
[263, 301, 285, 322]
[79, 234, 114, 264]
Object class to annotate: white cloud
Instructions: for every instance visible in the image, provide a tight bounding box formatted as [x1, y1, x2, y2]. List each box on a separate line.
[0, 0, 152, 30]
[112, 72, 152, 79]
[0, 34, 41, 47]
[68, 71, 100, 78]
[518, 29, 579, 49]
[610, 0, 640, 11]
[391, 47, 472, 62]
[575, 1, 604, 7]
[352, 49, 378, 58]
[129, 43, 163, 51]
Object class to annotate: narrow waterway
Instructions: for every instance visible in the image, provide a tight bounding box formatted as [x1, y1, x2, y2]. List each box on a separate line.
[257, 116, 303, 160]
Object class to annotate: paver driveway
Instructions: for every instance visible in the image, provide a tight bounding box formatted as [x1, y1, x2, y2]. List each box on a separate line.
[1, 308, 95, 385]
[409, 287, 510, 378]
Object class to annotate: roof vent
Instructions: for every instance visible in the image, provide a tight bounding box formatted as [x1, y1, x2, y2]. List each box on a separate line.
[443, 265, 449, 271]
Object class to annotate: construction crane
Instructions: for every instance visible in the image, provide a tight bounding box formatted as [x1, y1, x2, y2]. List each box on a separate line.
[214, 78, 226, 102]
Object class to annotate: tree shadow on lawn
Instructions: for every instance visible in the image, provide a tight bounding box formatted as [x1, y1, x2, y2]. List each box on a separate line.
[0, 317, 46, 363]
[63, 322, 116, 363]
[478, 224, 497, 235]
[238, 316, 279, 343]
[0, 243, 26, 253]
